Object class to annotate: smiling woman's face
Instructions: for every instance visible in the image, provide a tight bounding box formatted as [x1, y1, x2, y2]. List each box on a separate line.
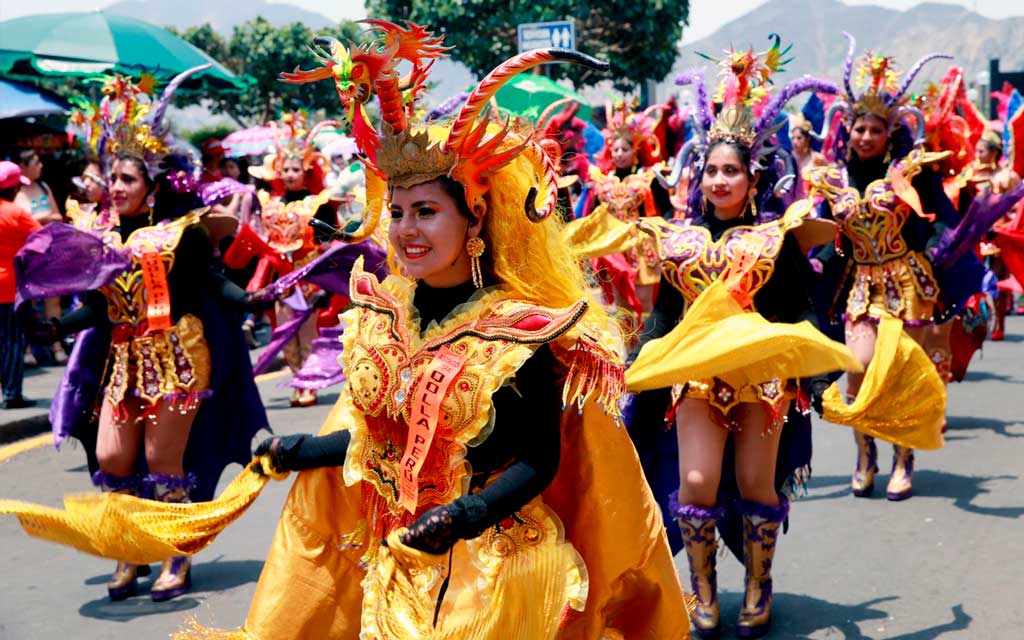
[850, 115, 888, 161]
[387, 179, 482, 287]
[701, 143, 751, 219]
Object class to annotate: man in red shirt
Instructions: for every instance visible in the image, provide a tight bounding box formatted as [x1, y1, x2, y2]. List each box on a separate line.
[0, 160, 42, 408]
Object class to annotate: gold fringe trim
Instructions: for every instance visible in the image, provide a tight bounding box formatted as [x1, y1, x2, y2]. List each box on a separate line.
[171, 616, 255, 640]
[561, 337, 626, 423]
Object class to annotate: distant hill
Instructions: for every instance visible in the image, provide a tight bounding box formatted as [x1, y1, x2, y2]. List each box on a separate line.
[657, 0, 1024, 101]
[105, 0, 335, 33]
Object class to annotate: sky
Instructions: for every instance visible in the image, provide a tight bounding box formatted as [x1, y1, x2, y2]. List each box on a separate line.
[2, 0, 1022, 26]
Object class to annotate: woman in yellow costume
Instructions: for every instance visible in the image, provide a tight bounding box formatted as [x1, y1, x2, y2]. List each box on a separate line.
[180, 20, 687, 639]
[624, 39, 856, 639]
[804, 36, 1018, 502]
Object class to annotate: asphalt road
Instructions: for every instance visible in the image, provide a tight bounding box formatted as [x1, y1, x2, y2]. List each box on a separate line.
[1, 318, 1022, 639]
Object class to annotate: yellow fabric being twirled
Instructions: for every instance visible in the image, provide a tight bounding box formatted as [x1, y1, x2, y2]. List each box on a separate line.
[821, 316, 946, 450]
[0, 459, 275, 566]
[561, 203, 644, 260]
[626, 280, 862, 392]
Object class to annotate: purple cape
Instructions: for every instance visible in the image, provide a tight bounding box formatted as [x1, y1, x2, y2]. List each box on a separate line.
[253, 240, 388, 376]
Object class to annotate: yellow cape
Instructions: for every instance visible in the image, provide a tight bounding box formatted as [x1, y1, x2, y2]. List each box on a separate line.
[821, 316, 946, 450]
[176, 394, 687, 640]
[626, 280, 862, 392]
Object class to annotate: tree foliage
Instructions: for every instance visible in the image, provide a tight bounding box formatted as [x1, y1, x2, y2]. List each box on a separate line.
[365, 0, 690, 92]
[171, 18, 365, 126]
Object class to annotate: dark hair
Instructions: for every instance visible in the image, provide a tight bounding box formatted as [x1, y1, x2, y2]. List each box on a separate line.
[981, 139, 1002, 155]
[221, 156, 251, 184]
[436, 175, 478, 223]
[0, 186, 18, 201]
[113, 153, 201, 221]
[17, 149, 37, 166]
[687, 140, 756, 222]
[833, 113, 914, 165]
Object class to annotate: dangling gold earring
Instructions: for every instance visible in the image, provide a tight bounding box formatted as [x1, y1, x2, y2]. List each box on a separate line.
[702, 195, 710, 216]
[466, 236, 485, 288]
[883, 145, 891, 164]
[747, 187, 757, 219]
[145, 193, 156, 225]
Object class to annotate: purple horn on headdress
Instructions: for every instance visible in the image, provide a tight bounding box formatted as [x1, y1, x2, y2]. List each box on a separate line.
[773, 148, 797, 198]
[841, 32, 857, 102]
[656, 139, 696, 189]
[894, 104, 927, 146]
[889, 53, 953, 105]
[754, 77, 838, 136]
[675, 68, 713, 133]
[149, 64, 212, 135]
[750, 77, 838, 168]
[814, 100, 851, 141]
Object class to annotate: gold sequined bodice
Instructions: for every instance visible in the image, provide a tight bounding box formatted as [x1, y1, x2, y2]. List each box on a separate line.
[259, 190, 329, 253]
[805, 150, 946, 265]
[590, 165, 657, 221]
[339, 261, 587, 533]
[100, 211, 202, 326]
[658, 219, 787, 306]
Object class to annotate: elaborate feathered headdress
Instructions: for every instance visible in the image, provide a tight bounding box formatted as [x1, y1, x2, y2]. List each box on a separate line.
[659, 35, 837, 189]
[248, 111, 338, 195]
[917, 66, 987, 175]
[281, 19, 608, 241]
[789, 113, 815, 135]
[68, 66, 208, 187]
[820, 33, 951, 147]
[595, 100, 663, 171]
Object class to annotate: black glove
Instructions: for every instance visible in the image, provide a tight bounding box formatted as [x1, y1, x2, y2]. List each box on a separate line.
[253, 430, 350, 475]
[244, 288, 277, 313]
[308, 289, 331, 310]
[810, 379, 831, 418]
[399, 495, 488, 555]
[26, 318, 60, 346]
[253, 434, 309, 475]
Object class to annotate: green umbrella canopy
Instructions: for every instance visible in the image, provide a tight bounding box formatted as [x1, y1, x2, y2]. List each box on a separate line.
[0, 11, 247, 92]
[493, 73, 591, 121]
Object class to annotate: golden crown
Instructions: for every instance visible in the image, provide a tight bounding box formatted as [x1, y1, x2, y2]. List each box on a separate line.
[981, 128, 1003, 148]
[708, 105, 757, 147]
[373, 125, 458, 189]
[789, 113, 814, 134]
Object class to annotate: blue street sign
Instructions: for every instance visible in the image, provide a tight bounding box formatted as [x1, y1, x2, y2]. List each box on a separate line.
[517, 20, 575, 53]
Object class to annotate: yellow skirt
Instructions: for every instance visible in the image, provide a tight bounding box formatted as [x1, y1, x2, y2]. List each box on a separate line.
[107, 313, 212, 407]
[821, 316, 945, 449]
[626, 281, 862, 393]
[847, 252, 938, 323]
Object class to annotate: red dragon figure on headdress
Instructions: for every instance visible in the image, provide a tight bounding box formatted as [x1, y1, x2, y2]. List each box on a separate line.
[281, 20, 448, 164]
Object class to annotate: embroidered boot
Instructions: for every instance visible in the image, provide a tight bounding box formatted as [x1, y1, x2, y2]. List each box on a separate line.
[93, 471, 149, 600]
[851, 431, 878, 497]
[886, 446, 914, 501]
[670, 492, 723, 639]
[146, 473, 195, 601]
[735, 496, 789, 639]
